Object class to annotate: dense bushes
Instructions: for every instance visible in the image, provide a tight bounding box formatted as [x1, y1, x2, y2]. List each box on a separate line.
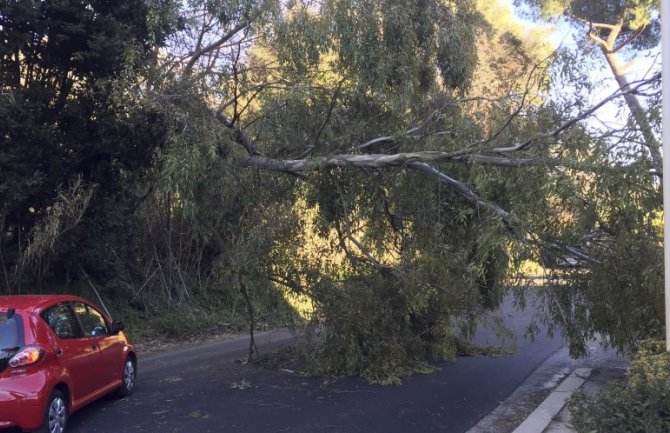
[570, 340, 670, 433]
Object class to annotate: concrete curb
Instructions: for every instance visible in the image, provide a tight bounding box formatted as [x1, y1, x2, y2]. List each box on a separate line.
[511, 368, 592, 433]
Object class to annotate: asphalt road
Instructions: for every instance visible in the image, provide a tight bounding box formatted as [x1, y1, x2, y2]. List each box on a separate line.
[67, 297, 562, 433]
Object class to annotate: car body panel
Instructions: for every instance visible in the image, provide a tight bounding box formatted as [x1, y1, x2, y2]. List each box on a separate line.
[55, 335, 103, 399]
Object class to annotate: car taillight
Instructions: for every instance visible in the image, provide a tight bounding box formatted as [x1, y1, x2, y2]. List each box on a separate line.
[8, 346, 45, 368]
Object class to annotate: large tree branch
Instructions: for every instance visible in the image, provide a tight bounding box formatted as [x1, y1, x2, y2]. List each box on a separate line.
[223, 67, 660, 194]
[214, 111, 260, 156]
[239, 152, 466, 172]
[222, 63, 651, 165]
[183, 22, 249, 76]
[406, 162, 514, 228]
[237, 150, 651, 175]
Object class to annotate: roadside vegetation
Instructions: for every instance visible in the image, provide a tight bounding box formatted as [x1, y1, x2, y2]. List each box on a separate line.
[570, 339, 670, 433]
[0, 0, 663, 389]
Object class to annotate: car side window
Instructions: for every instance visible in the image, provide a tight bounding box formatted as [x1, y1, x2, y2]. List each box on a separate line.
[72, 302, 108, 337]
[42, 303, 82, 339]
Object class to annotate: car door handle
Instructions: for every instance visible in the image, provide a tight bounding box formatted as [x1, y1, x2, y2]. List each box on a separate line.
[90, 344, 97, 350]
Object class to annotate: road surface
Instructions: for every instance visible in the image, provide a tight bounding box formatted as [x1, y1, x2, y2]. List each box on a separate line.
[68, 296, 562, 433]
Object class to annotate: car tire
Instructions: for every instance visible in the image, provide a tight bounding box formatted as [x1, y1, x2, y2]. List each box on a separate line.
[116, 357, 136, 398]
[36, 389, 68, 433]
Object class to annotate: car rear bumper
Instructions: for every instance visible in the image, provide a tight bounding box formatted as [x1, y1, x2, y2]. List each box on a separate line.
[0, 377, 48, 431]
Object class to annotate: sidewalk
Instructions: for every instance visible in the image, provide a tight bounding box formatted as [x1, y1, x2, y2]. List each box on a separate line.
[466, 342, 629, 433]
[542, 365, 627, 433]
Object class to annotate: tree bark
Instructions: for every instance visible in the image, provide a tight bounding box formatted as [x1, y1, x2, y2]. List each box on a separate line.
[200, 218, 257, 362]
[238, 274, 257, 362]
[603, 50, 662, 170]
[579, 14, 662, 171]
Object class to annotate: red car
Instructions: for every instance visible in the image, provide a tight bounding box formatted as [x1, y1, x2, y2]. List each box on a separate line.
[0, 295, 137, 433]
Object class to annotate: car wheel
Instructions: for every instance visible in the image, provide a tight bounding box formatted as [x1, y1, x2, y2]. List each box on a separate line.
[37, 390, 68, 433]
[116, 357, 136, 397]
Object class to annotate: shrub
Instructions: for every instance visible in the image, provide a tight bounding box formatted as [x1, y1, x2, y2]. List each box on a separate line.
[569, 340, 670, 433]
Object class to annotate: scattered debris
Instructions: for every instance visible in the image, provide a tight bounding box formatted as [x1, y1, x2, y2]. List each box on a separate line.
[230, 379, 252, 390]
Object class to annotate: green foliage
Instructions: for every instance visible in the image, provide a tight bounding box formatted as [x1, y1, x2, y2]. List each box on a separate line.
[301, 274, 450, 384]
[570, 340, 670, 433]
[0, 0, 178, 289]
[273, 0, 479, 106]
[295, 244, 514, 384]
[239, 0, 564, 379]
[513, 0, 663, 356]
[282, 167, 524, 383]
[535, 137, 663, 357]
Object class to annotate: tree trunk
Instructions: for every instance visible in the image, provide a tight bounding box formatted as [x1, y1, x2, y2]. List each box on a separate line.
[200, 218, 258, 362]
[602, 52, 662, 170]
[238, 273, 257, 362]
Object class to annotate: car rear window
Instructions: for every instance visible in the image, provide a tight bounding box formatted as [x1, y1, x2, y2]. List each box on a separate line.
[0, 312, 24, 349]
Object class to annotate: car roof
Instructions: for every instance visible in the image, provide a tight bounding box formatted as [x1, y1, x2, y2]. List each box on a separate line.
[0, 295, 90, 312]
